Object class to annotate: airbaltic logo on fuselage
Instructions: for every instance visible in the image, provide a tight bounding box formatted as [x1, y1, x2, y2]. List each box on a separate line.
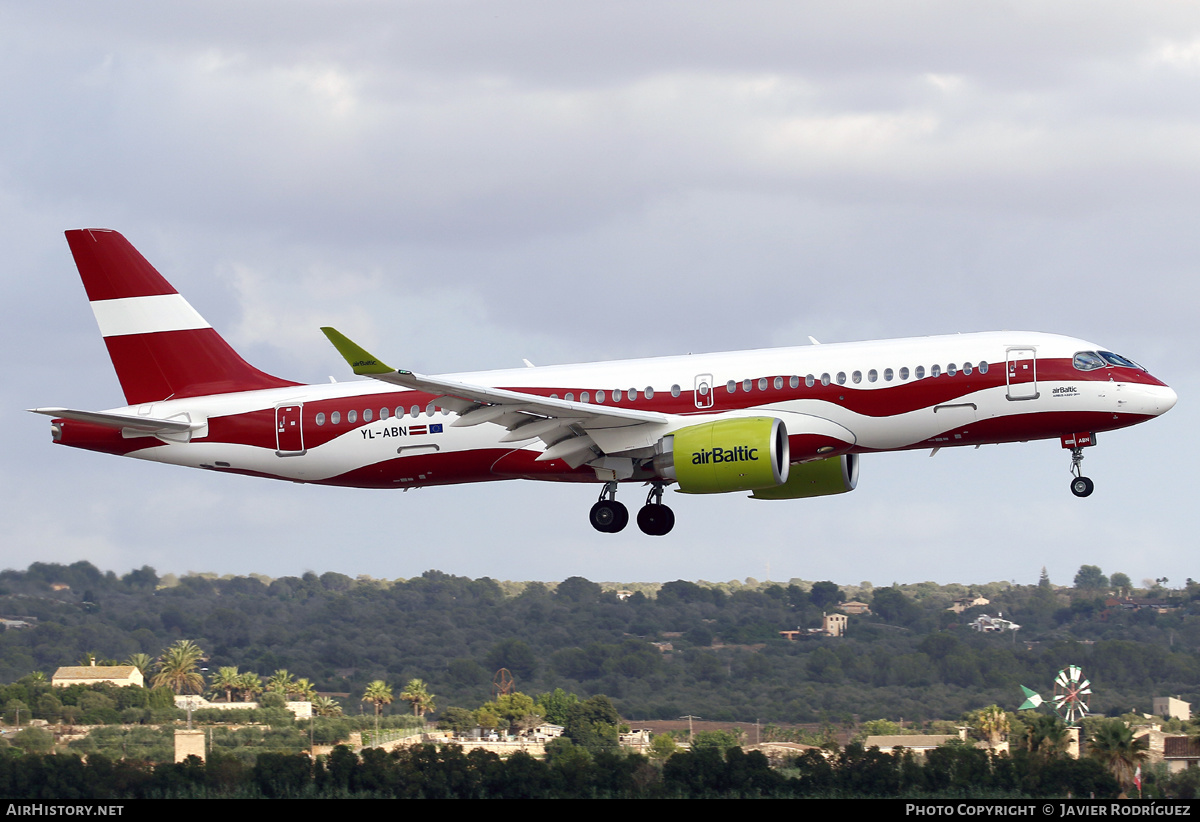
[691, 445, 759, 465]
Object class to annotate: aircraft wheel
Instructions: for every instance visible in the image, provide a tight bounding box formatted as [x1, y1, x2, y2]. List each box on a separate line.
[589, 500, 629, 533]
[637, 503, 675, 536]
[1070, 476, 1094, 498]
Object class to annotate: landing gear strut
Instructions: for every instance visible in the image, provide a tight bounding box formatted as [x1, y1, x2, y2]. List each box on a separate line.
[589, 481, 629, 533]
[636, 482, 675, 536]
[1069, 447, 1094, 498]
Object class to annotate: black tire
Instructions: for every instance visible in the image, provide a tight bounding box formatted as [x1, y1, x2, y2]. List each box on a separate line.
[590, 500, 629, 533]
[1070, 476, 1094, 498]
[637, 503, 675, 536]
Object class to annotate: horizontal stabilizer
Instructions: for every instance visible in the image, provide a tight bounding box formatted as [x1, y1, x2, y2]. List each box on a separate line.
[28, 407, 198, 434]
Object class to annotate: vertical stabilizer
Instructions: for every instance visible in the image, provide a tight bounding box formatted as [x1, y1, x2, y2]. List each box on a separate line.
[65, 229, 297, 404]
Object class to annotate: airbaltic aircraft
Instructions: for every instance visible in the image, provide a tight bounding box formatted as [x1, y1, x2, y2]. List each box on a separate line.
[33, 229, 1177, 536]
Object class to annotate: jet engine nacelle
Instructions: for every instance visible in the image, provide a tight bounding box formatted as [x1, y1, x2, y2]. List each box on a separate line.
[653, 417, 790, 494]
[750, 454, 859, 500]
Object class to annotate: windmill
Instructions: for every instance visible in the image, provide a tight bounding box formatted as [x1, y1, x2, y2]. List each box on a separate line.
[1018, 665, 1092, 726]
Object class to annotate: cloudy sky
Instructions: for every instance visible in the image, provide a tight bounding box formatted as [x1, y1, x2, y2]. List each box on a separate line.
[3, 2, 1197, 588]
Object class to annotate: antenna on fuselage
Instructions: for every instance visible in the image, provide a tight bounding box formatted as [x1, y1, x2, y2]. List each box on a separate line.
[808, 336, 821, 345]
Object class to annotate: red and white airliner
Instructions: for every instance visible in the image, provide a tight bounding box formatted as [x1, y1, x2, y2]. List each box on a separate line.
[32, 229, 1177, 536]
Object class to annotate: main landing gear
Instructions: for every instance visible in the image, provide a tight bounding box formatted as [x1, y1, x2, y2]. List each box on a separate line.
[589, 481, 675, 535]
[1069, 447, 1094, 498]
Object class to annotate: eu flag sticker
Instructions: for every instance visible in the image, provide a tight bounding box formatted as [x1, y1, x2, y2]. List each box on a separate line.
[430, 423, 444, 434]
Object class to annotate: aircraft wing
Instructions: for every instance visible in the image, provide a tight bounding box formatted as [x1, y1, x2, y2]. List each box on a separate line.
[321, 328, 669, 469]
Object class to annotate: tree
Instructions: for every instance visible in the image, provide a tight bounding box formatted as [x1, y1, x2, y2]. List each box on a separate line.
[400, 678, 435, 717]
[362, 680, 393, 718]
[1088, 720, 1149, 791]
[152, 640, 206, 694]
[209, 666, 241, 703]
[236, 672, 263, 703]
[1074, 565, 1109, 591]
[124, 653, 153, 679]
[1110, 573, 1133, 598]
[809, 581, 845, 610]
[972, 705, 1010, 748]
[1025, 713, 1069, 759]
[312, 695, 343, 717]
[267, 669, 296, 699]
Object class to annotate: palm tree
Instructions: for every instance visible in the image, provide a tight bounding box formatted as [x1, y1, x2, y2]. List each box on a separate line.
[293, 677, 318, 703]
[312, 695, 343, 717]
[152, 640, 206, 694]
[209, 666, 241, 703]
[236, 672, 263, 703]
[974, 704, 1010, 748]
[267, 669, 296, 699]
[1088, 720, 1149, 791]
[124, 653, 153, 679]
[362, 680, 393, 741]
[1025, 713, 1069, 759]
[400, 679, 435, 718]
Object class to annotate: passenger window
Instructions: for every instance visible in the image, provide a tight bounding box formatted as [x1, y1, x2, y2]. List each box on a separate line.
[426, 403, 435, 416]
[629, 388, 638, 400]
[743, 379, 752, 392]
[805, 374, 815, 387]
[915, 366, 926, 379]
[331, 411, 341, 425]
[774, 376, 783, 390]
[727, 380, 737, 393]
[899, 367, 909, 380]
[614, 389, 623, 401]
[581, 392, 590, 403]
[671, 384, 681, 398]
[363, 408, 373, 422]
[565, 393, 574, 402]
[867, 369, 878, 383]
[758, 378, 768, 391]
[962, 363, 973, 375]
[979, 361, 989, 374]
[410, 405, 420, 418]
[836, 372, 846, 385]
[596, 390, 605, 403]
[884, 368, 894, 381]
[820, 373, 831, 386]
[789, 376, 799, 389]
[348, 410, 358, 424]
[315, 412, 326, 426]
[931, 365, 942, 378]
[645, 387, 655, 399]
[852, 371, 862, 384]
[947, 363, 957, 376]
[380, 407, 390, 420]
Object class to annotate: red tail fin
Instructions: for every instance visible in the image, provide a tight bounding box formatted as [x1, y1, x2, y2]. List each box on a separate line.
[65, 229, 298, 405]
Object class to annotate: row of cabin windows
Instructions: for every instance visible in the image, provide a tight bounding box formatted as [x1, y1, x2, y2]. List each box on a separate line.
[314, 404, 451, 426]
[311, 360, 990, 424]
[726, 361, 989, 391]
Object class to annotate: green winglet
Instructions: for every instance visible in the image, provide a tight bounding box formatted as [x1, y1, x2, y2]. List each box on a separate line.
[320, 327, 395, 375]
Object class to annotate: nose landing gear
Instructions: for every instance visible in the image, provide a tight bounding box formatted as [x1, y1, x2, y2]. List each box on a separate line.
[1069, 446, 1094, 498]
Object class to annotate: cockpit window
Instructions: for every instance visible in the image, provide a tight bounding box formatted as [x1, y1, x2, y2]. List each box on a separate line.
[1073, 351, 1106, 371]
[1099, 351, 1144, 370]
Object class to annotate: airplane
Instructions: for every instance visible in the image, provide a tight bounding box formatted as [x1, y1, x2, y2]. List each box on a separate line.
[31, 229, 1177, 536]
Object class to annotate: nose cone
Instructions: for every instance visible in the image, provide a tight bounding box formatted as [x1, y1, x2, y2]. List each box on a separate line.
[1143, 383, 1177, 415]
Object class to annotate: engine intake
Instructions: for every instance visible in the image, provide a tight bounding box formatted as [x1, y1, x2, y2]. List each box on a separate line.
[653, 417, 790, 494]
